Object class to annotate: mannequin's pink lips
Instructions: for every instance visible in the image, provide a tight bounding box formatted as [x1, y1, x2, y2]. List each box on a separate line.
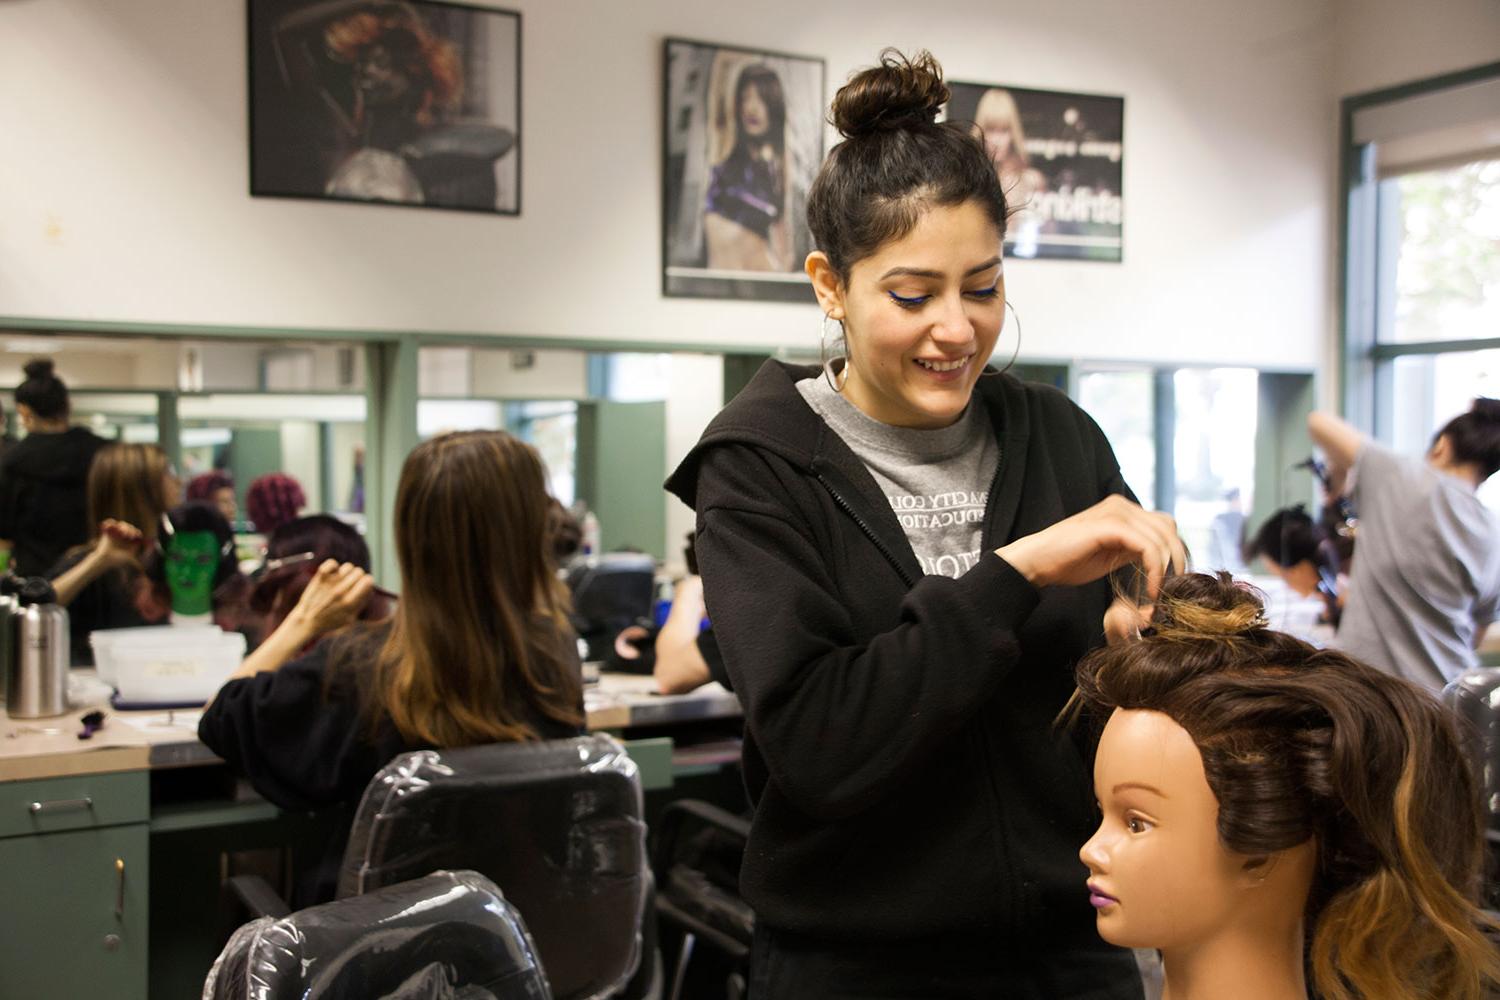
[1087, 882, 1119, 909]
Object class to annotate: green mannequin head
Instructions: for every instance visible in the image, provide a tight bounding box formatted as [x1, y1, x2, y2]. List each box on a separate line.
[165, 530, 219, 617]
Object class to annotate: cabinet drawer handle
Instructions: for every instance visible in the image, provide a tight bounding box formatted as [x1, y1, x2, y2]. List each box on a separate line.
[114, 858, 125, 920]
[29, 796, 94, 815]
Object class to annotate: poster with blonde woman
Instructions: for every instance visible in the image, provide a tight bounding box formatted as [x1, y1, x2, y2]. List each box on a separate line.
[663, 38, 824, 301]
[947, 81, 1124, 261]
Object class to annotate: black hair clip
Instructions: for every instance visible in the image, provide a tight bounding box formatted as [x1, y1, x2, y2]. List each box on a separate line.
[77, 710, 106, 741]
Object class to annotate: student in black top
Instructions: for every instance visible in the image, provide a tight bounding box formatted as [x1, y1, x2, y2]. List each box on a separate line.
[200, 431, 587, 902]
[0, 359, 108, 576]
[666, 51, 1183, 999]
[50, 443, 180, 661]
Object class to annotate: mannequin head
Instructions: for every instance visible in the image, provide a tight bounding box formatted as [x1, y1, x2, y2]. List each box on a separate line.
[186, 471, 237, 527]
[155, 502, 240, 618]
[1074, 573, 1499, 1000]
[1083, 707, 1317, 954]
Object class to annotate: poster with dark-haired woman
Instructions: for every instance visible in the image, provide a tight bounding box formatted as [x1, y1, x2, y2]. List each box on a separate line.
[946, 81, 1124, 261]
[249, 0, 521, 214]
[663, 39, 825, 301]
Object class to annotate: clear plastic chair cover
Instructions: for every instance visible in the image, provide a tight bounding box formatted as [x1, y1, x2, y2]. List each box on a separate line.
[202, 869, 551, 1000]
[336, 734, 648, 1000]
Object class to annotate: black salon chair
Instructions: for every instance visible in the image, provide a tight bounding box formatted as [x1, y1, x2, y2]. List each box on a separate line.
[204, 869, 551, 999]
[226, 734, 655, 1000]
[652, 800, 754, 1000]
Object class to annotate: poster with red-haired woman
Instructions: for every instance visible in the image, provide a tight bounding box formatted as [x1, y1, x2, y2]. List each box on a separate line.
[249, 0, 520, 214]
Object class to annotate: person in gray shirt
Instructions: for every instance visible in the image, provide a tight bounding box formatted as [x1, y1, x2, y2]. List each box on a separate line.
[1308, 400, 1500, 692]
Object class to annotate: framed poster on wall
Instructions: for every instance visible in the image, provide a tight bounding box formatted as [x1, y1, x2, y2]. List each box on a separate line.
[663, 38, 826, 301]
[248, 0, 521, 215]
[946, 81, 1124, 261]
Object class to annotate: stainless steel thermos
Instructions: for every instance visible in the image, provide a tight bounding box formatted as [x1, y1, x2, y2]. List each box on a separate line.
[4, 577, 70, 719]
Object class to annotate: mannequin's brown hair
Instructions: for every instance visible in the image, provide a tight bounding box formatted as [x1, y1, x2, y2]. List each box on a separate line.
[1074, 573, 1500, 1000]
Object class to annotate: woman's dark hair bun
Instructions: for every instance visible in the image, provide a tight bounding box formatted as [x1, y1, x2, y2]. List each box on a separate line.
[1471, 397, 1500, 422]
[23, 359, 55, 381]
[830, 48, 948, 139]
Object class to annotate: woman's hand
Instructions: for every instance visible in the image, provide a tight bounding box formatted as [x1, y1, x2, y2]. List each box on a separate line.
[94, 519, 145, 569]
[614, 625, 650, 661]
[284, 560, 374, 640]
[996, 495, 1185, 600]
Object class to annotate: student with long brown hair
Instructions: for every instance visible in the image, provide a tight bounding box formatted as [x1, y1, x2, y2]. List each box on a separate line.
[1076, 572, 1500, 1000]
[50, 443, 180, 657]
[200, 430, 585, 902]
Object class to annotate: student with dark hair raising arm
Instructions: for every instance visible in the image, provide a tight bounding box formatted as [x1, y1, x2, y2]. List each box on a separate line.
[668, 49, 1180, 999]
[1308, 399, 1500, 691]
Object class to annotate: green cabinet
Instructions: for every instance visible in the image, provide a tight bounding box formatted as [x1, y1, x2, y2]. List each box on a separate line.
[0, 773, 149, 999]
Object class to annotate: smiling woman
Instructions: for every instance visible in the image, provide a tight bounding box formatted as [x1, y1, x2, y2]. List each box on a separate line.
[667, 47, 1182, 1000]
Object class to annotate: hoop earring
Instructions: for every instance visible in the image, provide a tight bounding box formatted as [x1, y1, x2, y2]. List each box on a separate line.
[820, 313, 848, 393]
[981, 299, 1023, 377]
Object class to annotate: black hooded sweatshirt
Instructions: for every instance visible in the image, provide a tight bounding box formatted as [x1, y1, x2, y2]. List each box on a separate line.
[0, 427, 108, 577]
[665, 360, 1133, 948]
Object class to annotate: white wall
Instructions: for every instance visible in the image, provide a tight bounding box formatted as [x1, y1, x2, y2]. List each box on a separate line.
[1, 0, 1336, 370]
[1333, 0, 1500, 99]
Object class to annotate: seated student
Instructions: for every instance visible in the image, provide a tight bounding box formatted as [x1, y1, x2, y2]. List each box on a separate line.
[199, 431, 586, 903]
[49, 443, 180, 659]
[1246, 504, 1344, 627]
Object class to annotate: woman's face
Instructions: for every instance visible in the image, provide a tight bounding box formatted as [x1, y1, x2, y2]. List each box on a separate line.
[212, 487, 238, 527]
[1080, 708, 1248, 952]
[1267, 558, 1320, 598]
[739, 82, 770, 138]
[836, 200, 1006, 429]
[162, 468, 182, 509]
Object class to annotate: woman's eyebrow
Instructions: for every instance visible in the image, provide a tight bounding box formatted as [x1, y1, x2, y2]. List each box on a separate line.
[878, 257, 1003, 281]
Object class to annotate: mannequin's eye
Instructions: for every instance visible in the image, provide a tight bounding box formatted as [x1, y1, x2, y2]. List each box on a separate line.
[1126, 815, 1153, 834]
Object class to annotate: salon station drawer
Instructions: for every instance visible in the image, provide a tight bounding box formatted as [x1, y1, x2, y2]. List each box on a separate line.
[0, 771, 150, 838]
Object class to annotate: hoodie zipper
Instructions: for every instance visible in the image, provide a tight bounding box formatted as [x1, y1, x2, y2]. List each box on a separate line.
[814, 472, 918, 589]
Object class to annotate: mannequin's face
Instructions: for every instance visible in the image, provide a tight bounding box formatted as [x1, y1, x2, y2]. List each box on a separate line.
[165, 530, 219, 616]
[1080, 708, 1250, 951]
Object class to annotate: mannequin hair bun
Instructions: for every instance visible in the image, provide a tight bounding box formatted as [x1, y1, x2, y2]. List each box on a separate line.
[1147, 572, 1269, 640]
[22, 359, 55, 380]
[831, 48, 948, 139]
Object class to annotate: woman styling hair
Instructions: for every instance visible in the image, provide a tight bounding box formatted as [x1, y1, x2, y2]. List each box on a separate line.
[1076, 572, 1500, 1000]
[1308, 399, 1500, 691]
[0, 359, 109, 576]
[200, 430, 585, 902]
[49, 443, 180, 660]
[667, 49, 1182, 998]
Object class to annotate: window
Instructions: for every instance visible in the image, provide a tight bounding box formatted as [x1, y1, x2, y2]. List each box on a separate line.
[1077, 368, 1156, 508]
[1343, 66, 1500, 504]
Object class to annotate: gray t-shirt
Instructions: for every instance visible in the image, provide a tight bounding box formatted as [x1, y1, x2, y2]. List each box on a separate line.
[1334, 439, 1500, 691]
[797, 376, 999, 578]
